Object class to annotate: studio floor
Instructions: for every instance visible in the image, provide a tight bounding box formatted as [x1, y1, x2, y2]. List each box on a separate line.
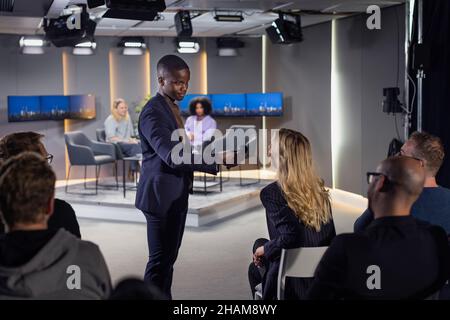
[78, 206, 267, 300]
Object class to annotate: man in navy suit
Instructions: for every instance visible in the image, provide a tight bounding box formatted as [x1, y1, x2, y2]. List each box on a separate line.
[136, 55, 233, 299]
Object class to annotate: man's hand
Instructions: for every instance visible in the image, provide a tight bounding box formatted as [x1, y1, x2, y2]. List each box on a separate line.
[253, 246, 265, 267]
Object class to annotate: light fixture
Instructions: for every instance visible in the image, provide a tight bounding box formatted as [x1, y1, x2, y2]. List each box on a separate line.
[19, 36, 46, 55]
[73, 41, 97, 55]
[176, 38, 200, 54]
[118, 37, 146, 55]
[214, 11, 244, 22]
[217, 37, 244, 57]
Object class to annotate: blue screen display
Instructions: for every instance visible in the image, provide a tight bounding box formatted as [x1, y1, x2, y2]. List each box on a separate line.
[69, 94, 96, 120]
[211, 94, 246, 116]
[8, 96, 41, 122]
[246, 92, 283, 116]
[179, 94, 211, 116]
[40, 95, 70, 120]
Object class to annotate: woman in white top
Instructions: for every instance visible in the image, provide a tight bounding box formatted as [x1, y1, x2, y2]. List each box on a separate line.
[184, 97, 217, 152]
[104, 98, 141, 172]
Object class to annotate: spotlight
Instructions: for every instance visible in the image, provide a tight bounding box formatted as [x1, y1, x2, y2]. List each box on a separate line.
[175, 11, 193, 38]
[217, 37, 244, 57]
[87, 0, 166, 21]
[266, 13, 303, 45]
[214, 11, 244, 22]
[73, 41, 97, 55]
[43, 4, 96, 47]
[382, 87, 403, 114]
[118, 37, 146, 55]
[176, 38, 199, 54]
[19, 36, 47, 54]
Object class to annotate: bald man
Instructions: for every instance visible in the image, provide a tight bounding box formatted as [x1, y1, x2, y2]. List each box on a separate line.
[308, 156, 450, 299]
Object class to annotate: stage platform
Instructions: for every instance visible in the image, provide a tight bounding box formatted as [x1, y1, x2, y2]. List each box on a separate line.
[56, 175, 272, 227]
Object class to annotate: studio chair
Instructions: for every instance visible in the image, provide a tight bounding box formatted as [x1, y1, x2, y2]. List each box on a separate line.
[65, 131, 117, 194]
[276, 246, 328, 300]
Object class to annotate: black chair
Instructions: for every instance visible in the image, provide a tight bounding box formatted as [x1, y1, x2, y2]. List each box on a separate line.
[65, 131, 117, 194]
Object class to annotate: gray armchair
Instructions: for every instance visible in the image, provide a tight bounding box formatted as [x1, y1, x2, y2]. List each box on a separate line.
[65, 131, 117, 194]
[96, 128, 125, 160]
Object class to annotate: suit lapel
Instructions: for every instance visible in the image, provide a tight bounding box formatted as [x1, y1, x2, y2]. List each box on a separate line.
[156, 93, 178, 130]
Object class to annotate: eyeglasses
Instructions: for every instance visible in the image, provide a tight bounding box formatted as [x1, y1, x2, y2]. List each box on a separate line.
[396, 151, 425, 167]
[46, 154, 53, 164]
[366, 172, 383, 184]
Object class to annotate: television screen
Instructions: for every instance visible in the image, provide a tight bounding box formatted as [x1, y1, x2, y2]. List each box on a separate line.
[179, 94, 211, 117]
[211, 93, 246, 117]
[40, 95, 70, 120]
[246, 92, 283, 116]
[68, 94, 96, 120]
[8, 96, 41, 122]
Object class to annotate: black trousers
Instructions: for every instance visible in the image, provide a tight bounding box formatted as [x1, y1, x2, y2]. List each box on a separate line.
[117, 141, 141, 171]
[143, 191, 189, 300]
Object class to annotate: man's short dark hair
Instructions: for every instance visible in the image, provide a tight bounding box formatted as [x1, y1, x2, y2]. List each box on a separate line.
[0, 152, 55, 227]
[189, 97, 212, 116]
[157, 55, 189, 75]
[0, 132, 45, 160]
[409, 131, 445, 176]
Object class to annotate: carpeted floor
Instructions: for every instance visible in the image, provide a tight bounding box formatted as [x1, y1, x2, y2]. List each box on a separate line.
[78, 206, 268, 300]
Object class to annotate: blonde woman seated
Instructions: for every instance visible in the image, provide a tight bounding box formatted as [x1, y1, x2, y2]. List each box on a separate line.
[104, 98, 141, 173]
[249, 128, 336, 300]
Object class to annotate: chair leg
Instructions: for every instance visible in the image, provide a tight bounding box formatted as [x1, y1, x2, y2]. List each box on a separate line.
[65, 165, 72, 193]
[95, 165, 100, 195]
[204, 172, 207, 195]
[84, 166, 87, 189]
[115, 161, 119, 189]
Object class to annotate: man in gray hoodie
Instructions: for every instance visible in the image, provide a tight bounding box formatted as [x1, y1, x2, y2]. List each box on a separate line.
[0, 152, 112, 299]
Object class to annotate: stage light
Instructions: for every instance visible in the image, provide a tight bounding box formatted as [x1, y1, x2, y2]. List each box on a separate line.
[19, 36, 46, 54]
[73, 41, 97, 55]
[217, 37, 244, 57]
[177, 39, 199, 54]
[266, 13, 303, 45]
[175, 11, 193, 37]
[118, 37, 146, 55]
[87, 0, 166, 21]
[214, 11, 244, 22]
[382, 87, 403, 114]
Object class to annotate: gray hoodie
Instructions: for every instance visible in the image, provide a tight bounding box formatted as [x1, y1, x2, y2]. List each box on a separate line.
[0, 229, 111, 299]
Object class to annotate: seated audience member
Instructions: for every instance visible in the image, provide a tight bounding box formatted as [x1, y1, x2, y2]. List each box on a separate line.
[185, 97, 217, 151]
[249, 128, 336, 300]
[104, 98, 141, 175]
[109, 278, 165, 300]
[0, 152, 111, 299]
[0, 132, 81, 238]
[354, 131, 450, 234]
[308, 156, 450, 300]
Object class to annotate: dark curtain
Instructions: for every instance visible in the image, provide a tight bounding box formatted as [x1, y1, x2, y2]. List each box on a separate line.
[410, 0, 450, 187]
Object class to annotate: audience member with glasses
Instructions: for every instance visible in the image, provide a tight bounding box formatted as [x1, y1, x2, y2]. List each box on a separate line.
[355, 131, 450, 235]
[308, 156, 450, 299]
[0, 132, 81, 238]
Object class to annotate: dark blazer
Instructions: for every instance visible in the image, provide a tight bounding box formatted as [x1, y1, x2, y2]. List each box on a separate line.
[0, 199, 81, 239]
[308, 216, 450, 300]
[260, 182, 336, 300]
[135, 93, 218, 214]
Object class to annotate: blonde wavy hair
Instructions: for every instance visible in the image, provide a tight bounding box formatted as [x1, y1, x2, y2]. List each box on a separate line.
[276, 128, 332, 231]
[111, 98, 129, 122]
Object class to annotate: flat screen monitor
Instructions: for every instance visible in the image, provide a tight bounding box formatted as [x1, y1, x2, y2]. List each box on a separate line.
[68, 94, 96, 120]
[8, 96, 41, 122]
[211, 93, 246, 117]
[246, 92, 283, 116]
[179, 94, 211, 117]
[40, 95, 70, 120]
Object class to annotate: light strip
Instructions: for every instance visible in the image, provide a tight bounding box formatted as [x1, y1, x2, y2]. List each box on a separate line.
[262, 35, 267, 169]
[62, 50, 70, 178]
[145, 49, 151, 96]
[331, 20, 340, 189]
[201, 43, 208, 94]
[108, 50, 116, 108]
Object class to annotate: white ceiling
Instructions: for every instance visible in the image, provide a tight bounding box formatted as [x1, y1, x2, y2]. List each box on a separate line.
[0, 0, 405, 37]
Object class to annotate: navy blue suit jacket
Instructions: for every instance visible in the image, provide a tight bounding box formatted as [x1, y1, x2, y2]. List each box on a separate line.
[135, 93, 218, 215]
